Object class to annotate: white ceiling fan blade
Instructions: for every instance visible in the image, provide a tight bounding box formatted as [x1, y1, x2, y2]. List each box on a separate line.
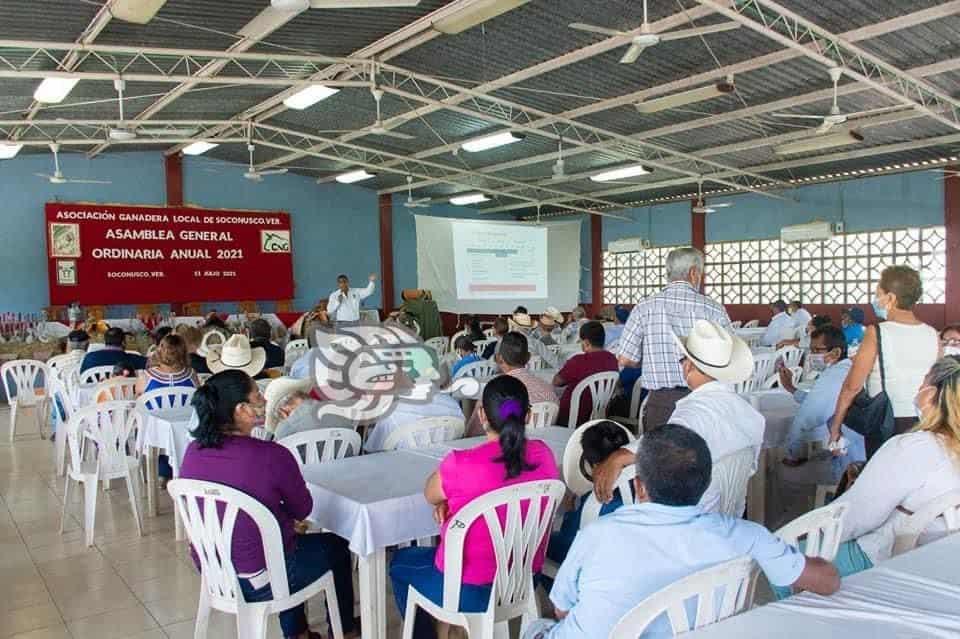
[373, 129, 415, 140]
[259, 168, 289, 176]
[845, 105, 911, 120]
[815, 120, 836, 135]
[308, 0, 422, 7]
[658, 21, 741, 42]
[65, 178, 112, 184]
[136, 127, 200, 136]
[770, 113, 827, 121]
[569, 22, 628, 38]
[619, 43, 646, 64]
[708, 202, 733, 208]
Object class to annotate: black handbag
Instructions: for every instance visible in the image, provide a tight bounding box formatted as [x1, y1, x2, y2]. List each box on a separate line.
[843, 323, 896, 458]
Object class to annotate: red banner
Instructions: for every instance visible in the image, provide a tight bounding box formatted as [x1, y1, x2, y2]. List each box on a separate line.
[45, 203, 294, 305]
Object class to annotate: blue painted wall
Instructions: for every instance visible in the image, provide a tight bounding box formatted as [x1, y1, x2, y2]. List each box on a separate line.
[603, 202, 693, 248]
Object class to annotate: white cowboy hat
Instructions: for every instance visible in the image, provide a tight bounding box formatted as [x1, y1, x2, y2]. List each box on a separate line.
[197, 328, 228, 357]
[264, 376, 314, 431]
[674, 320, 754, 384]
[207, 334, 267, 377]
[561, 419, 636, 497]
[544, 306, 564, 323]
[509, 312, 534, 329]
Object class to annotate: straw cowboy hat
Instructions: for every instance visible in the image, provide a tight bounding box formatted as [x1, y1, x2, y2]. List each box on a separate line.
[197, 328, 228, 357]
[539, 315, 557, 329]
[562, 419, 636, 497]
[509, 312, 534, 331]
[543, 306, 564, 323]
[264, 376, 314, 431]
[207, 334, 267, 377]
[674, 320, 754, 384]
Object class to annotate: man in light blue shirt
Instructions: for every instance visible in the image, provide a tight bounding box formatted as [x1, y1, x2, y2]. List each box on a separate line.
[526, 425, 839, 639]
[761, 299, 796, 347]
[780, 325, 866, 475]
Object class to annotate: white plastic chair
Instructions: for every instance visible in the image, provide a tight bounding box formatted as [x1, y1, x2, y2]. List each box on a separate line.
[46, 351, 84, 376]
[50, 371, 77, 476]
[567, 371, 620, 428]
[775, 346, 803, 369]
[93, 377, 138, 402]
[760, 365, 803, 390]
[608, 556, 755, 638]
[619, 381, 648, 430]
[730, 321, 743, 329]
[452, 359, 500, 382]
[137, 386, 196, 412]
[710, 446, 756, 518]
[168, 479, 345, 639]
[2, 359, 47, 441]
[484, 327, 496, 338]
[284, 338, 309, 372]
[473, 338, 496, 354]
[278, 428, 362, 468]
[743, 319, 760, 329]
[79, 365, 115, 386]
[401, 480, 565, 639]
[775, 502, 848, 561]
[734, 352, 777, 395]
[449, 329, 468, 352]
[425, 336, 448, 357]
[560, 419, 635, 497]
[529, 401, 560, 429]
[60, 400, 143, 546]
[255, 378, 272, 393]
[892, 489, 960, 556]
[383, 415, 465, 450]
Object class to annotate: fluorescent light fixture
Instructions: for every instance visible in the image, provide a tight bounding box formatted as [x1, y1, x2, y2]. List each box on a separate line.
[335, 169, 377, 184]
[286, 0, 421, 6]
[450, 193, 490, 205]
[774, 130, 864, 156]
[461, 131, 525, 153]
[590, 164, 651, 182]
[0, 143, 23, 159]
[636, 76, 735, 114]
[182, 141, 219, 156]
[33, 77, 80, 104]
[238, 5, 300, 37]
[433, 0, 530, 34]
[110, 0, 168, 24]
[283, 84, 340, 110]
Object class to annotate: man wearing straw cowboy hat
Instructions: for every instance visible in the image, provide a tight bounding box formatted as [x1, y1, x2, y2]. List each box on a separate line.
[206, 334, 267, 378]
[592, 320, 765, 514]
[509, 311, 560, 368]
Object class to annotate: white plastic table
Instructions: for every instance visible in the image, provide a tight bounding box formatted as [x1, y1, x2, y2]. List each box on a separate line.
[690, 534, 960, 638]
[302, 451, 440, 639]
[135, 405, 194, 524]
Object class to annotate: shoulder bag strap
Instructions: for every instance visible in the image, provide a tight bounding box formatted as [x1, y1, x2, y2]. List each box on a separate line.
[876, 322, 887, 393]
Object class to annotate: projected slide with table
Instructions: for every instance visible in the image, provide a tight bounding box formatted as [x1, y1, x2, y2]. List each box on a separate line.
[452, 221, 547, 300]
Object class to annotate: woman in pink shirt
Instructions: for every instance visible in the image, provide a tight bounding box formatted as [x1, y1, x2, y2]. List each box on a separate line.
[390, 375, 560, 639]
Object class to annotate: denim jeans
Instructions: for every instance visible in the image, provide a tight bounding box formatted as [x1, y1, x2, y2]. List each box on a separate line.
[772, 539, 873, 600]
[238, 533, 356, 638]
[389, 547, 493, 639]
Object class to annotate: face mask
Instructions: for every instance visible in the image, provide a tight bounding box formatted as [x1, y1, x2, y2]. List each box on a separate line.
[871, 298, 888, 320]
[945, 346, 960, 357]
[914, 385, 935, 419]
[808, 353, 829, 372]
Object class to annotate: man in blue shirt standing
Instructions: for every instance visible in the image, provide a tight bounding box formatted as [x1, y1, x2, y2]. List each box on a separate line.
[526, 424, 840, 639]
[80, 327, 146, 372]
[780, 325, 866, 473]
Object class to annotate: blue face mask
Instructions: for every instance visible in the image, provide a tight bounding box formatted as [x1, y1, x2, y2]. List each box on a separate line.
[872, 298, 888, 320]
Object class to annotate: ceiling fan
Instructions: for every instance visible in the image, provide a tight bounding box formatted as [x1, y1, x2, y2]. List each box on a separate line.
[569, 0, 740, 64]
[771, 67, 907, 134]
[403, 176, 431, 208]
[244, 143, 288, 182]
[317, 83, 415, 141]
[271, 0, 421, 10]
[692, 180, 732, 214]
[550, 139, 566, 180]
[35, 143, 111, 185]
[108, 79, 198, 141]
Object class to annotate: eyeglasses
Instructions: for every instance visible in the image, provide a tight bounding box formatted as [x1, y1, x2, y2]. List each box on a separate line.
[942, 338, 960, 347]
[809, 346, 832, 354]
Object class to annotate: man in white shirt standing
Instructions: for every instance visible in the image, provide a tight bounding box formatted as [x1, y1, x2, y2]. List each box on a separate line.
[327, 273, 376, 323]
[761, 299, 795, 347]
[594, 320, 764, 515]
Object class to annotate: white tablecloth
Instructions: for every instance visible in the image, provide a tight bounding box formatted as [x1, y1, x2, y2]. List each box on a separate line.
[747, 389, 800, 449]
[135, 406, 195, 475]
[690, 535, 960, 638]
[170, 313, 285, 329]
[302, 451, 440, 557]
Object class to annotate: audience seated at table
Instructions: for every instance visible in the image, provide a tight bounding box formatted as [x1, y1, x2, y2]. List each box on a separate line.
[524, 425, 839, 639]
[510, 312, 561, 368]
[389, 375, 559, 639]
[532, 314, 558, 346]
[80, 326, 146, 372]
[553, 321, 619, 428]
[543, 306, 566, 341]
[547, 420, 630, 565]
[248, 318, 285, 371]
[466, 332, 558, 436]
[601, 305, 628, 349]
[265, 377, 355, 440]
[829, 266, 939, 455]
[559, 306, 587, 344]
[593, 320, 762, 514]
[761, 299, 796, 347]
[481, 317, 508, 359]
[840, 306, 866, 348]
[175, 325, 211, 375]
[136, 333, 199, 395]
[67, 329, 90, 353]
[94, 359, 138, 403]
[788, 300, 812, 331]
[463, 314, 486, 342]
[940, 324, 960, 357]
[776, 314, 831, 351]
[450, 335, 481, 379]
[180, 370, 357, 639]
[780, 326, 866, 478]
[827, 355, 960, 580]
[364, 371, 462, 453]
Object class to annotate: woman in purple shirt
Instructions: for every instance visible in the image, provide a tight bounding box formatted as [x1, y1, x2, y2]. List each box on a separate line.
[180, 370, 356, 639]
